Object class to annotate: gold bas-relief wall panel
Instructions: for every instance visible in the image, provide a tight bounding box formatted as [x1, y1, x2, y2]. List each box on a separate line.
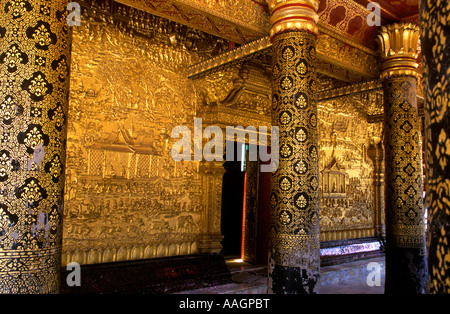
[62, 5, 226, 265]
[317, 98, 383, 241]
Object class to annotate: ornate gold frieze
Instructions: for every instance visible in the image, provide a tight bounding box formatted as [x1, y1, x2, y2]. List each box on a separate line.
[316, 33, 379, 80]
[376, 23, 421, 80]
[188, 37, 272, 79]
[317, 79, 381, 101]
[116, 0, 270, 44]
[188, 32, 379, 82]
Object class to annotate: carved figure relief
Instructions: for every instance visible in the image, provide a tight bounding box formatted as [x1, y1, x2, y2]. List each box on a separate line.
[318, 99, 381, 240]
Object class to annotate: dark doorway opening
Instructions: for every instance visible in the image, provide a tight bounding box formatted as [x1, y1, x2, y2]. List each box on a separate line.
[220, 142, 272, 265]
[220, 141, 245, 257]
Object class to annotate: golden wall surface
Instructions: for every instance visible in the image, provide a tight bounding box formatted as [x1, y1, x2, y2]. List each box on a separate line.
[62, 4, 226, 265]
[62, 3, 384, 266]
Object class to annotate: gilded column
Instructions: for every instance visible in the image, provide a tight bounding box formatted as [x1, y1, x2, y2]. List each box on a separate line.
[376, 23, 427, 293]
[0, 0, 72, 293]
[368, 141, 384, 239]
[420, 1, 450, 294]
[267, 0, 320, 294]
[198, 161, 226, 254]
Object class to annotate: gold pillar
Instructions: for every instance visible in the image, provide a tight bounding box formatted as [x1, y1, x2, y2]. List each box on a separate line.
[368, 140, 384, 238]
[198, 161, 225, 254]
[376, 23, 427, 293]
[267, 0, 320, 294]
[0, 0, 72, 293]
[420, 1, 450, 294]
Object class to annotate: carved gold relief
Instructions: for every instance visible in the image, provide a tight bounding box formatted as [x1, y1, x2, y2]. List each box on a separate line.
[61, 0, 389, 269]
[316, 33, 379, 80]
[317, 98, 382, 241]
[62, 2, 227, 265]
[116, 0, 270, 44]
[188, 32, 379, 84]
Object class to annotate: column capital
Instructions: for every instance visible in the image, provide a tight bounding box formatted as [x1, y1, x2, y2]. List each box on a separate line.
[266, 0, 319, 38]
[376, 23, 421, 80]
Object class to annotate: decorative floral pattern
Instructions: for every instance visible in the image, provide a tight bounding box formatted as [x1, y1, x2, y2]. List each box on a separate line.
[25, 21, 57, 50]
[420, 0, 450, 294]
[0, 43, 29, 73]
[0, 95, 23, 125]
[21, 71, 53, 101]
[269, 32, 320, 294]
[383, 77, 425, 250]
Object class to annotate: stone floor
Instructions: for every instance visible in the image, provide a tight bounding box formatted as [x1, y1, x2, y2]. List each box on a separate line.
[319, 256, 385, 294]
[176, 256, 385, 294]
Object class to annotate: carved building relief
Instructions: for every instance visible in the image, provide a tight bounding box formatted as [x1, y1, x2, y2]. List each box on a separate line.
[317, 98, 383, 241]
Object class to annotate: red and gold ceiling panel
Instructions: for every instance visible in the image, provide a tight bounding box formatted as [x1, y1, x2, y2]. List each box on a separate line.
[353, 0, 419, 22]
[318, 0, 380, 50]
[115, 0, 420, 60]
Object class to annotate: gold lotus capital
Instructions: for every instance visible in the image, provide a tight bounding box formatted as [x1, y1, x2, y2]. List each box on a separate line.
[376, 23, 421, 80]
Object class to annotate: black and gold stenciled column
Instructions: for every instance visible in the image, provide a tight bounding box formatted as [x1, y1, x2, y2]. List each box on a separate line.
[0, 1, 72, 293]
[267, 0, 320, 294]
[376, 23, 427, 293]
[420, 1, 450, 294]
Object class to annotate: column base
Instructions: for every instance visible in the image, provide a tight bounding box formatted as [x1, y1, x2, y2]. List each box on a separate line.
[385, 246, 428, 294]
[268, 265, 320, 294]
[197, 234, 224, 254]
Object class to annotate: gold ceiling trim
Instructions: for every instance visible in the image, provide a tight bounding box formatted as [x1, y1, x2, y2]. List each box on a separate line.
[115, 0, 378, 52]
[188, 31, 379, 81]
[187, 36, 272, 78]
[114, 0, 270, 44]
[317, 79, 381, 101]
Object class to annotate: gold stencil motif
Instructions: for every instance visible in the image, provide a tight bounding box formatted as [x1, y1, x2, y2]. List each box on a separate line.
[383, 76, 425, 249]
[269, 31, 320, 270]
[420, 1, 450, 294]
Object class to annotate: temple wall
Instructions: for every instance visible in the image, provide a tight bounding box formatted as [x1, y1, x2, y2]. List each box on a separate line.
[61, 3, 384, 266]
[62, 5, 226, 265]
